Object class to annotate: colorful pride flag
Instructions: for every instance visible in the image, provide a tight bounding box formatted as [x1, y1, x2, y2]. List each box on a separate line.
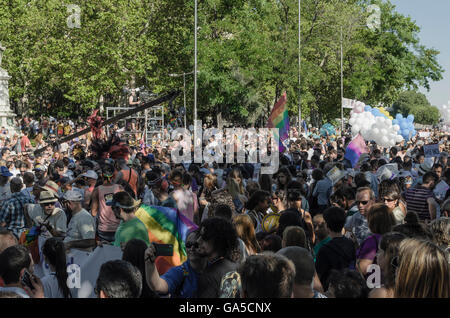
[135, 205, 198, 273]
[267, 92, 289, 152]
[344, 134, 369, 168]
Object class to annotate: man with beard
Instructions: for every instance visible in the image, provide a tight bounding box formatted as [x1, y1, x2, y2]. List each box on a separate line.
[26, 190, 66, 238]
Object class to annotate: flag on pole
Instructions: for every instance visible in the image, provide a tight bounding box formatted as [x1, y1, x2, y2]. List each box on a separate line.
[267, 92, 289, 152]
[344, 134, 369, 168]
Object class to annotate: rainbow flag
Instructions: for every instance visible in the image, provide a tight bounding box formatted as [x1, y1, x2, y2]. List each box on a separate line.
[344, 134, 369, 168]
[135, 205, 198, 271]
[267, 92, 289, 152]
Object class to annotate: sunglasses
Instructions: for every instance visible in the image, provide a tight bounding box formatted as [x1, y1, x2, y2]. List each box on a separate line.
[42, 202, 56, 207]
[185, 242, 199, 249]
[356, 200, 369, 206]
[382, 198, 397, 203]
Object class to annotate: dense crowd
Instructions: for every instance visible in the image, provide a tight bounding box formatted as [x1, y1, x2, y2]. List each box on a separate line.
[0, 116, 449, 299]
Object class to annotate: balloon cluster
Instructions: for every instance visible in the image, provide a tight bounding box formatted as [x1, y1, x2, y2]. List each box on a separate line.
[349, 111, 403, 148]
[392, 114, 416, 141]
[375, 107, 394, 120]
[320, 123, 336, 137]
[367, 117, 404, 148]
[351, 101, 366, 114]
[362, 105, 393, 120]
[437, 101, 450, 133]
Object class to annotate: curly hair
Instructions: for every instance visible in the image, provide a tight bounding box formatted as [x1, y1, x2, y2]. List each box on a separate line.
[429, 217, 450, 250]
[199, 217, 239, 260]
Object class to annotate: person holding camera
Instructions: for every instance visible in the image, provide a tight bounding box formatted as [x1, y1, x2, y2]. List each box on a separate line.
[62, 190, 96, 250]
[26, 190, 67, 238]
[106, 191, 149, 248]
[144, 230, 207, 298]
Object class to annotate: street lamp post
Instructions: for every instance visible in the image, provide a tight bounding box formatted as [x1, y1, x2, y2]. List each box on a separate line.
[298, 0, 302, 134]
[341, 26, 344, 134]
[169, 71, 198, 129]
[194, 0, 198, 131]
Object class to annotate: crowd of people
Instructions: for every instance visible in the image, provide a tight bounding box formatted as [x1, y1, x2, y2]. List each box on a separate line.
[0, 115, 449, 299]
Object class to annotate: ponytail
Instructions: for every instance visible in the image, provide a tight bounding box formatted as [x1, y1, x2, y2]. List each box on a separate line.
[43, 238, 72, 298]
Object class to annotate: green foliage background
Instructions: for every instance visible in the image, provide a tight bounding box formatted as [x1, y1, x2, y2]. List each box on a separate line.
[0, 0, 443, 125]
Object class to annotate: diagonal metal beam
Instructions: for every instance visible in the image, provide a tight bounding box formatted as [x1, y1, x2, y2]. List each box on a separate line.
[34, 90, 181, 156]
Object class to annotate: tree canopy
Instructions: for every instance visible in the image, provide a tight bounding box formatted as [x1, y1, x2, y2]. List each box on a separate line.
[0, 0, 443, 125]
[392, 90, 440, 125]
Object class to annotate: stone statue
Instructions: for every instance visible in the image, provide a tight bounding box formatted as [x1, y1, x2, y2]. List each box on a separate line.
[0, 42, 18, 135]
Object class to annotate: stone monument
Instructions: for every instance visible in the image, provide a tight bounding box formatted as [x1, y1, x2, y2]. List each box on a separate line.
[0, 43, 18, 136]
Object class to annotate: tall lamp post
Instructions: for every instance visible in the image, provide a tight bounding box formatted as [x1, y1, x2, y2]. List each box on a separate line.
[298, 0, 302, 134]
[194, 0, 198, 131]
[169, 71, 198, 129]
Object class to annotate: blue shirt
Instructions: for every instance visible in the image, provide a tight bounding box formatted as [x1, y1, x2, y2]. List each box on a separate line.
[313, 177, 333, 206]
[161, 260, 199, 298]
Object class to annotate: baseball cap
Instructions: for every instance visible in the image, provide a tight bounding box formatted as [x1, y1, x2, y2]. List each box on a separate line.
[63, 190, 83, 202]
[81, 170, 98, 180]
[0, 166, 13, 177]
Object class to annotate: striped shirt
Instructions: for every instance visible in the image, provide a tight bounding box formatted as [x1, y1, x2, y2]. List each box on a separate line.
[403, 186, 434, 221]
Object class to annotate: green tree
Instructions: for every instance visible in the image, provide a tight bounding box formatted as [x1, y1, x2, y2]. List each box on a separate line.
[392, 90, 440, 125]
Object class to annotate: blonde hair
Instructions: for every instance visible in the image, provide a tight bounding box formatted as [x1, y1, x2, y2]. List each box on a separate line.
[203, 174, 218, 191]
[232, 214, 260, 254]
[394, 239, 449, 298]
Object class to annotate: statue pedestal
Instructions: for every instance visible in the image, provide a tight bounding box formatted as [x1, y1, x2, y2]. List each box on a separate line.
[0, 68, 18, 137]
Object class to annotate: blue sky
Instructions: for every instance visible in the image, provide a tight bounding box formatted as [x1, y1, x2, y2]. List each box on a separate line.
[389, 0, 450, 108]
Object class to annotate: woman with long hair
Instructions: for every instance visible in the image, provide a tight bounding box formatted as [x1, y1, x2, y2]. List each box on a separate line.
[369, 232, 407, 298]
[244, 190, 271, 232]
[394, 238, 449, 298]
[232, 214, 261, 255]
[258, 174, 272, 194]
[41, 238, 72, 298]
[274, 167, 292, 192]
[378, 180, 406, 225]
[357, 203, 395, 276]
[226, 167, 247, 213]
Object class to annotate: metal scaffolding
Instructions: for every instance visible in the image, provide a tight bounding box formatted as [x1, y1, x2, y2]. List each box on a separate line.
[106, 105, 164, 145]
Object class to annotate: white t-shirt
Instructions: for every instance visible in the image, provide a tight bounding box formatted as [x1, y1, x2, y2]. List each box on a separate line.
[27, 204, 67, 237]
[64, 209, 95, 242]
[42, 274, 66, 298]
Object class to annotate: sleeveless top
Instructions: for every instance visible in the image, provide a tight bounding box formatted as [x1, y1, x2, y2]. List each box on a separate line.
[97, 184, 122, 232]
[121, 168, 138, 197]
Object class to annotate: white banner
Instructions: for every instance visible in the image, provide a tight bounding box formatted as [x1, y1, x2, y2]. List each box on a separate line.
[33, 237, 123, 298]
[423, 144, 440, 158]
